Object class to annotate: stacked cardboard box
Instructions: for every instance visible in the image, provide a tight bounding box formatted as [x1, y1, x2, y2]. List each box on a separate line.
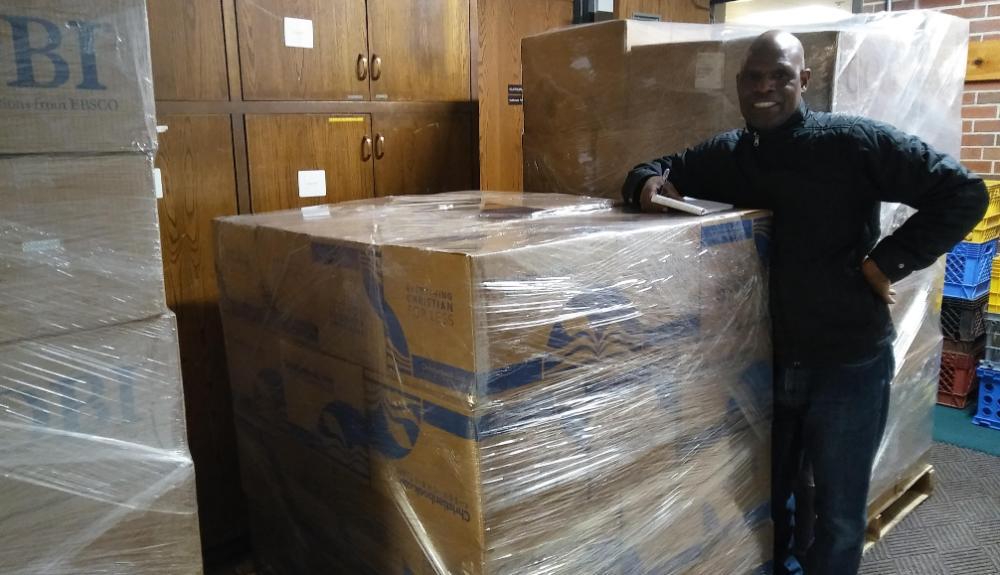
[217, 192, 775, 573]
[0, 2, 202, 573]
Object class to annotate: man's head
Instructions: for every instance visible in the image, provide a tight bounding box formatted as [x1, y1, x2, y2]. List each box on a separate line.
[737, 31, 811, 131]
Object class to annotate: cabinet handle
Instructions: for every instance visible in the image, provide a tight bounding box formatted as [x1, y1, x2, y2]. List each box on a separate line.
[362, 135, 373, 161]
[371, 55, 382, 81]
[357, 54, 368, 80]
[375, 133, 385, 159]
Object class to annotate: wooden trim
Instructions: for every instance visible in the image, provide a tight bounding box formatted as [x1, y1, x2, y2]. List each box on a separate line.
[232, 114, 252, 214]
[155, 100, 476, 115]
[470, 0, 480, 101]
[222, 0, 242, 101]
[968, 39, 1000, 83]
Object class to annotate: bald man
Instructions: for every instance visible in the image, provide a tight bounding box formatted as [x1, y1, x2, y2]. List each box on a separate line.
[623, 31, 987, 575]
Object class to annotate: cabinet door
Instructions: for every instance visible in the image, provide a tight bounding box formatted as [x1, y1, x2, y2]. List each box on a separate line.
[373, 109, 475, 197]
[148, 0, 230, 101]
[154, 115, 245, 547]
[246, 114, 375, 212]
[478, 0, 574, 190]
[236, 0, 369, 100]
[368, 0, 471, 101]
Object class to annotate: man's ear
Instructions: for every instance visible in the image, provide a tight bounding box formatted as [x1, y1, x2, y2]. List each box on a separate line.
[800, 68, 811, 92]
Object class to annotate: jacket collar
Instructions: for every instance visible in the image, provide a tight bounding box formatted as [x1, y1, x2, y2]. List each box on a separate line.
[746, 102, 809, 142]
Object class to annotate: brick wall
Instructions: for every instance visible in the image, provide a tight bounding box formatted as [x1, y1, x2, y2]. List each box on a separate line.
[860, 0, 1000, 178]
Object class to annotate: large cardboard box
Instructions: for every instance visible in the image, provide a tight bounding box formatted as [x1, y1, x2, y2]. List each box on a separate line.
[0, 313, 202, 574]
[216, 192, 774, 573]
[0, 153, 166, 344]
[522, 13, 968, 199]
[0, 0, 155, 153]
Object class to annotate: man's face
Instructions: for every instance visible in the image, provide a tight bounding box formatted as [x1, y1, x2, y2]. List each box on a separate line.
[737, 46, 810, 131]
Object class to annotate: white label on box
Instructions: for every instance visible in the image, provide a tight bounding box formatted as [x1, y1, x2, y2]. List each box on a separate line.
[694, 52, 725, 91]
[156, 125, 169, 134]
[153, 168, 164, 199]
[284, 17, 314, 49]
[301, 205, 331, 219]
[298, 170, 327, 198]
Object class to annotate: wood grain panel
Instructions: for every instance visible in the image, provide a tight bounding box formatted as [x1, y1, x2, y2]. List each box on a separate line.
[236, 0, 369, 100]
[614, 0, 710, 24]
[246, 114, 374, 212]
[372, 109, 476, 196]
[148, 0, 230, 101]
[368, 0, 471, 101]
[968, 39, 1000, 83]
[154, 114, 245, 548]
[478, 0, 573, 191]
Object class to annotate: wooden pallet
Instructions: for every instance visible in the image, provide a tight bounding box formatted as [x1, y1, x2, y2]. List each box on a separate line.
[863, 461, 935, 552]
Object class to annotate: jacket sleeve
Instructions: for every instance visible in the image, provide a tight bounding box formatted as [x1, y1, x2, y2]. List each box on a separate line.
[858, 121, 989, 283]
[621, 131, 763, 209]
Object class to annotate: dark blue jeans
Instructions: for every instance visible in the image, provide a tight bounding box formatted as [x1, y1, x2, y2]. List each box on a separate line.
[771, 345, 894, 575]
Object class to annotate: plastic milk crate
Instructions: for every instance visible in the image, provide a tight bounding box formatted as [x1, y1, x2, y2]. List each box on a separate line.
[973, 366, 1000, 430]
[940, 295, 988, 341]
[964, 180, 1000, 243]
[989, 258, 1000, 314]
[938, 338, 984, 408]
[944, 240, 997, 300]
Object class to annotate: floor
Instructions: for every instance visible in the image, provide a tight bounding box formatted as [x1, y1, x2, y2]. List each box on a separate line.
[859, 442, 1000, 575]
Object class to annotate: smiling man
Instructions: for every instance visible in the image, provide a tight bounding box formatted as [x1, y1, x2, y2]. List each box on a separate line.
[622, 30, 987, 575]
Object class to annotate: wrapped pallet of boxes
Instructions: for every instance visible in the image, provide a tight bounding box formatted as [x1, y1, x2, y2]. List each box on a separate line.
[217, 192, 776, 574]
[523, 12, 966, 511]
[0, 1, 202, 573]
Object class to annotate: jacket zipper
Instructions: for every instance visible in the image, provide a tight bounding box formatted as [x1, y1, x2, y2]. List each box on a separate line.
[753, 132, 759, 148]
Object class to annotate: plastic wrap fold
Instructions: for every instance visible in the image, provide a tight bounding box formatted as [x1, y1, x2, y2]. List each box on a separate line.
[0, 1, 201, 573]
[216, 192, 776, 574]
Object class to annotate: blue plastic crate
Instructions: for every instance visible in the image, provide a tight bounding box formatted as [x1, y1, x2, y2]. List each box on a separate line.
[973, 366, 1000, 430]
[944, 240, 998, 300]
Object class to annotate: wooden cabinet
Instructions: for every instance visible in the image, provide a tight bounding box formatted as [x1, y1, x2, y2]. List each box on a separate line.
[148, 0, 230, 100]
[368, 0, 471, 101]
[236, 0, 370, 101]
[154, 115, 244, 547]
[246, 114, 375, 212]
[478, 0, 573, 191]
[373, 108, 476, 196]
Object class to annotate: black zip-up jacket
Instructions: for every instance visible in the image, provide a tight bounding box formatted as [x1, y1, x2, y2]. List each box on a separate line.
[622, 105, 988, 366]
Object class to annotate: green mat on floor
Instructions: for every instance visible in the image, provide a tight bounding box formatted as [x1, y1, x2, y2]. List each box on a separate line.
[932, 403, 1000, 456]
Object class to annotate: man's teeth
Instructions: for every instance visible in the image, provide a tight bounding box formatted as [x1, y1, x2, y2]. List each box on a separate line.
[754, 102, 777, 109]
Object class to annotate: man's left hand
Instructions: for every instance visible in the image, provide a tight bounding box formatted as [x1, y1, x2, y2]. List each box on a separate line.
[862, 258, 896, 304]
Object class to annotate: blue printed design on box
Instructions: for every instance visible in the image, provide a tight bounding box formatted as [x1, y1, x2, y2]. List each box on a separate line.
[701, 219, 753, 247]
[1, 15, 108, 90]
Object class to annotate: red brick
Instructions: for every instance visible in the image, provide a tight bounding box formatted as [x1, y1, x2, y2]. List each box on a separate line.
[964, 133, 996, 146]
[975, 119, 1000, 132]
[891, 0, 915, 10]
[977, 91, 1000, 104]
[990, 5, 1000, 18]
[943, 5, 985, 18]
[971, 19, 1000, 34]
[918, 0, 962, 8]
[981, 32, 1000, 42]
[963, 147, 984, 160]
[983, 147, 1000, 160]
[964, 92, 976, 105]
[964, 105, 999, 118]
[967, 80, 1000, 91]
[965, 120, 975, 132]
[964, 160, 993, 174]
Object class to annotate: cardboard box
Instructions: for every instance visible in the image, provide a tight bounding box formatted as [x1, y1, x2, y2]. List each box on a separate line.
[0, 313, 202, 574]
[216, 192, 774, 573]
[0, 153, 166, 344]
[522, 14, 968, 199]
[0, 0, 155, 153]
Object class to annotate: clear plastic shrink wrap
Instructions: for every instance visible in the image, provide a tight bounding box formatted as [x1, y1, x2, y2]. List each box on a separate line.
[0, 1, 201, 573]
[522, 11, 962, 506]
[216, 192, 775, 574]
